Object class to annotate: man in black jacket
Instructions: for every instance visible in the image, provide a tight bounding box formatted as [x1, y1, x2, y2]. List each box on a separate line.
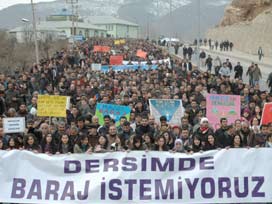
[205, 55, 213, 72]
[215, 118, 229, 147]
[136, 115, 155, 138]
[183, 46, 188, 59]
[234, 62, 243, 79]
[187, 47, 193, 60]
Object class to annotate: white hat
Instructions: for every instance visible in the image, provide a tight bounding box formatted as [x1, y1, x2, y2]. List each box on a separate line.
[200, 117, 209, 125]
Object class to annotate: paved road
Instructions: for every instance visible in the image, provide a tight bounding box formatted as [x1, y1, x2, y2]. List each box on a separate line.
[169, 47, 271, 91]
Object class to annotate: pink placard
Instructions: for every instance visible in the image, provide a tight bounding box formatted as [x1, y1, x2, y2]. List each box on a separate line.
[206, 94, 241, 130]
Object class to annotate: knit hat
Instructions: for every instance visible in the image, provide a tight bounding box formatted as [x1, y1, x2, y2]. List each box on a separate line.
[200, 117, 209, 125]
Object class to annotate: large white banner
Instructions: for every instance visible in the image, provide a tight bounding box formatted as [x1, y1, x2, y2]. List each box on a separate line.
[0, 149, 271, 204]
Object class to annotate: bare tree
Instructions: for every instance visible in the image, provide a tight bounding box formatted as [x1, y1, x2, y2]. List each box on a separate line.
[0, 31, 68, 73]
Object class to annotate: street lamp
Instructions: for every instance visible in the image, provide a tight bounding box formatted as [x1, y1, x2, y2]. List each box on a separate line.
[22, 18, 30, 43]
[31, 0, 40, 65]
[22, 18, 30, 23]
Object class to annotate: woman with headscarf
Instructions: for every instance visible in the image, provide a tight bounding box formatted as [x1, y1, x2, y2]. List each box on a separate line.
[172, 139, 185, 153]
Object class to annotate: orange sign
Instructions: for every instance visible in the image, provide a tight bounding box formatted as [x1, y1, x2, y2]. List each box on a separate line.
[136, 49, 147, 59]
[93, 46, 111, 52]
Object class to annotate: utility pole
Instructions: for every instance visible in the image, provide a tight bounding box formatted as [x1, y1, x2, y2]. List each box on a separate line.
[31, 0, 39, 65]
[66, 0, 78, 49]
[197, 0, 201, 69]
[170, 0, 172, 37]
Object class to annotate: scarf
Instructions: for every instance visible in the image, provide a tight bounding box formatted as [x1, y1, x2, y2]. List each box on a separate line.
[200, 126, 209, 133]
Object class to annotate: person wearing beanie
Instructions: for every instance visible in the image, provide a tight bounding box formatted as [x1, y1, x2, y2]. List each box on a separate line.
[193, 117, 214, 146]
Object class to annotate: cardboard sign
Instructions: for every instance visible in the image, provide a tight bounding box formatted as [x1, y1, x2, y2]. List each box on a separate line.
[3, 117, 25, 133]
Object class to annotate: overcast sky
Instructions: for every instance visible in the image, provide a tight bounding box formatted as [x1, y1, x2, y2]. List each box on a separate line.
[0, 0, 57, 10]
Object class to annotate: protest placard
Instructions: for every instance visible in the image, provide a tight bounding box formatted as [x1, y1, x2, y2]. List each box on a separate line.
[95, 103, 131, 126]
[3, 117, 25, 133]
[149, 99, 184, 125]
[110, 55, 123, 65]
[136, 49, 147, 59]
[93, 46, 110, 52]
[37, 95, 68, 117]
[261, 103, 272, 125]
[206, 94, 241, 129]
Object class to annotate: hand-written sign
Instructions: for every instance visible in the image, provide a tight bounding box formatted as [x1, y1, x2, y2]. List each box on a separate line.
[206, 94, 241, 129]
[37, 95, 67, 117]
[95, 103, 131, 126]
[3, 117, 25, 133]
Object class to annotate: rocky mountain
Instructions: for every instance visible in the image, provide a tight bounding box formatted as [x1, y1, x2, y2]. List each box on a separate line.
[0, 0, 231, 41]
[207, 0, 272, 56]
[219, 0, 272, 26]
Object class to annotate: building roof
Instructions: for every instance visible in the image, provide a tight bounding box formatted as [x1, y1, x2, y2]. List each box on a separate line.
[38, 21, 107, 31]
[9, 25, 60, 33]
[9, 20, 107, 33]
[87, 16, 138, 26]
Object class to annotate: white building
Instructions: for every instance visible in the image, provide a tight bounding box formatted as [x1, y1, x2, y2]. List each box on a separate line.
[9, 25, 61, 43]
[9, 11, 107, 43]
[9, 11, 139, 43]
[38, 21, 107, 38]
[87, 16, 139, 39]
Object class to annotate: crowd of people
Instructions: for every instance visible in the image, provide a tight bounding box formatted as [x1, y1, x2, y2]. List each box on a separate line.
[198, 50, 265, 88]
[192, 38, 234, 52]
[0, 37, 272, 157]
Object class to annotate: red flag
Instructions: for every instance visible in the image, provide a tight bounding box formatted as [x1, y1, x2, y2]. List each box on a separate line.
[136, 49, 147, 59]
[110, 55, 123, 65]
[261, 103, 272, 125]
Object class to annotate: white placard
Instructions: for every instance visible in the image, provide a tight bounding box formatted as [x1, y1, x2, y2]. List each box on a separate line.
[3, 117, 25, 133]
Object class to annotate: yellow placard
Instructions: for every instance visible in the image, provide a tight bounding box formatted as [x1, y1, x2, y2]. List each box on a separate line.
[37, 95, 67, 117]
[114, 40, 121, 45]
[114, 39, 126, 45]
[119, 39, 126, 44]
